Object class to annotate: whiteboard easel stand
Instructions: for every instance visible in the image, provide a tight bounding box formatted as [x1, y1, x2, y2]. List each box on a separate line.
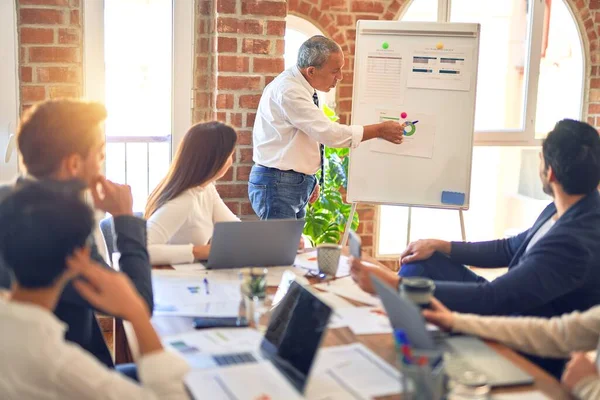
[341, 204, 467, 248]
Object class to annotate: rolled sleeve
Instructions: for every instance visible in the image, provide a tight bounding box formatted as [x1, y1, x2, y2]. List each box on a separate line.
[350, 125, 364, 149]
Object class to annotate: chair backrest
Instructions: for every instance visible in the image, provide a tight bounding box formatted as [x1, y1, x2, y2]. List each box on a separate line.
[99, 212, 143, 263]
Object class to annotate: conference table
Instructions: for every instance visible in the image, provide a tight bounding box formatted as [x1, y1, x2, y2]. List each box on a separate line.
[115, 262, 574, 399]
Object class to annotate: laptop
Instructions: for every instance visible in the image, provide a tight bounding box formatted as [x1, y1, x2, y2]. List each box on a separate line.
[371, 276, 534, 387]
[183, 281, 332, 395]
[204, 219, 304, 269]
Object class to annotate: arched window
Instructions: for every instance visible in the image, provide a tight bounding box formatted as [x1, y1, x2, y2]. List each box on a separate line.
[378, 0, 585, 257]
[284, 15, 337, 109]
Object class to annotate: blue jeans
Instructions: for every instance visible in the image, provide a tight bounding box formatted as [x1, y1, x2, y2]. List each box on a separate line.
[116, 363, 139, 382]
[248, 165, 317, 219]
[399, 252, 487, 284]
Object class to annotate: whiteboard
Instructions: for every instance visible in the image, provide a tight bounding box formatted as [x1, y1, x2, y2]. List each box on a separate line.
[347, 21, 480, 210]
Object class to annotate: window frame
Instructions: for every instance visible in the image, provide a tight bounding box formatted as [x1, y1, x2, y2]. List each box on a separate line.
[397, 0, 586, 146]
[82, 0, 194, 158]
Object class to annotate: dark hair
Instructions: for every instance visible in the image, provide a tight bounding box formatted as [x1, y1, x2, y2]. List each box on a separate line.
[17, 99, 107, 178]
[0, 180, 94, 289]
[145, 121, 237, 218]
[542, 119, 600, 195]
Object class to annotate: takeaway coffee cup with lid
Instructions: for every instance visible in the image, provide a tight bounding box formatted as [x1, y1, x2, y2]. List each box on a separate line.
[400, 277, 436, 307]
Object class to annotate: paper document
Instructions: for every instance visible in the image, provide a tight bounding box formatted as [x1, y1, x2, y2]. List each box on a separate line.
[407, 45, 473, 91]
[371, 109, 436, 159]
[185, 361, 303, 400]
[157, 266, 305, 287]
[294, 251, 351, 278]
[163, 328, 261, 355]
[152, 274, 242, 317]
[308, 343, 402, 399]
[170, 262, 206, 273]
[361, 49, 404, 105]
[314, 277, 382, 307]
[333, 307, 392, 335]
[491, 391, 550, 400]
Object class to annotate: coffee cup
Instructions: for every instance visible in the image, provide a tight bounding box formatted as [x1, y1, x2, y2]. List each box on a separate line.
[400, 277, 436, 307]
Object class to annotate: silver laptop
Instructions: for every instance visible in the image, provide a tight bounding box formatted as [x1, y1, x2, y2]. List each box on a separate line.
[205, 219, 304, 269]
[371, 276, 534, 387]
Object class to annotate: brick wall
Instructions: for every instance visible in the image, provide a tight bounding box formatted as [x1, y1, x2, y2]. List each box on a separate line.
[12, 0, 600, 259]
[16, 0, 82, 114]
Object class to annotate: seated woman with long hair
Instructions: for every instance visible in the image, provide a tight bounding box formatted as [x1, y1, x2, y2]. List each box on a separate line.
[145, 122, 239, 265]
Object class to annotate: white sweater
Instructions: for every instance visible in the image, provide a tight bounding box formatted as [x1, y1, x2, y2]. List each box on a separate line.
[452, 306, 600, 399]
[146, 184, 239, 265]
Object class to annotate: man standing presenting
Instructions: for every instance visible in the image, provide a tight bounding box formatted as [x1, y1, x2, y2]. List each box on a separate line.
[249, 35, 404, 220]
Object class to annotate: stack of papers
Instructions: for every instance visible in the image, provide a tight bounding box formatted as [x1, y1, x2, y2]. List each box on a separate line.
[152, 273, 242, 317]
[330, 307, 392, 335]
[314, 277, 382, 307]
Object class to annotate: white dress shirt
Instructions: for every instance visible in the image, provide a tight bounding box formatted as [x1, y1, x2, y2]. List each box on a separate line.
[253, 66, 364, 175]
[0, 299, 190, 400]
[147, 183, 240, 265]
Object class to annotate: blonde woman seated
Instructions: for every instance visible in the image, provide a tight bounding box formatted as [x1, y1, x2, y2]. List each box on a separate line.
[145, 122, 240, 265]
[424, 298, 600, 400]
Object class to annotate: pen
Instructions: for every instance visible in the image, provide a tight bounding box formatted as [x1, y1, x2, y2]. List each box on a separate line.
[412, 120, 419, 124]
[203, 277, 210, 295]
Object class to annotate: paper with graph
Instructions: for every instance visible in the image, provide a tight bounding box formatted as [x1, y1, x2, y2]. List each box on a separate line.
[371, 109, 436, 159]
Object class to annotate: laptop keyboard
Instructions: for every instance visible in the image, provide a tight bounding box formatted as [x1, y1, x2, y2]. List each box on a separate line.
[213, 352, 257, 366]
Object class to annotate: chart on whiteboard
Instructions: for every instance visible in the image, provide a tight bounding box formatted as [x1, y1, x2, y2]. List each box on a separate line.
[371, 109, 436, 159]
[361, 49, 404, 104]
[407, 45, 473, 91]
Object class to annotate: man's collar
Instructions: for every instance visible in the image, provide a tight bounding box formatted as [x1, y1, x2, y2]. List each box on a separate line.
[291, 65, 315, 95]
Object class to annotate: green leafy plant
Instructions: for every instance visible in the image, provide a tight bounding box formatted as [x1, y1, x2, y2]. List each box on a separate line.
[303, 104, 359, 246]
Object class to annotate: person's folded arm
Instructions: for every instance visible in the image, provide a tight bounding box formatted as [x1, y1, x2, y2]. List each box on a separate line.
[451, 306, 600, 358]
[147, 192, 196, 266]
[434, 231, 591, 316]
[280, 86, 363, 149]
[448, 229, 529, 268]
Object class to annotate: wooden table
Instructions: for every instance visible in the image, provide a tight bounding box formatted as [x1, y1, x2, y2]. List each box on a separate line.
[116, 264, 573, 399]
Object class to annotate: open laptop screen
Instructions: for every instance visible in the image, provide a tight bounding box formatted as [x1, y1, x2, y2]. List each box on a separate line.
[261, 282, 332, 392]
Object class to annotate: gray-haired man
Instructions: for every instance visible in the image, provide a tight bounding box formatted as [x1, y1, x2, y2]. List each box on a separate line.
[249, 35, 404, 220]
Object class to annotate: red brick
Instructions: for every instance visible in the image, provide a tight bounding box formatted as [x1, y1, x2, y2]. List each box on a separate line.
[218, 37, 237, 52]
[21, 86, 46, 102]
[237, 130, 253, 145]
[246, 112, 256, 127]
[590, 0, 600, 9]
[218, 55, 249, 72]
[337, 15, 353, 26]
[265, 75, 277, 85]
[275, 39, 285, 55]
[593, 66, 599, 77]
[36, 66, 80, 83]
[216, 111, 227, 122]
[239, 94, 262, 109]
[309, 7, 320, 21]
[49, 85, 80, 99]
[253, 57, 284, 73]
[591, 89, 600, 102]
[241, 201, 254, 216]
[383, 10, 396, 20]
[215, 183, 248, 198]
[592, 78, 600, 89]
[328, 0, 346, 7]
[361, 235, 374, 247]
[217, 76, 261, 90]
[217, 0, 237, 13]
[297, 1, 311, 16]
[231, 113, 243, 127]
[339, 85, 353, 98]
[351, 0, 384, 13]
[267, 20, 286, 36]
[197, 0, 212, 14]
[240, 19, 263, 34]
[196, 56, 209, 70]
[590, 104, 600, 114]
[355, 14, 380, 21]
[216, 94, 234, 109]
[58, 28, 79, 44]
[319, 14, 334, 29]
[20, 67, 33, 83]
[70, 10, 80, 25]
[346, 29, 356, 41]
[20, 0, 69, 4]
[239, 148, 254, 163]
[242, 1, 287, 17]
[357, 207, 375, 221]
[195, 93, 210, 108]
[237, 165, 252, 181]
[71, 0, 80, 6]
[338, 99, 352, 112]
[197, 37, 210, 52]
[225, 201, 240, 215]
[20, 8, 64, 25]
[29, 47, 79, 63]
[242, 39, 271, 54]
[388, 0, 402, 13]
[20, 28, 54, 44]
[584, 17, 594, 31]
